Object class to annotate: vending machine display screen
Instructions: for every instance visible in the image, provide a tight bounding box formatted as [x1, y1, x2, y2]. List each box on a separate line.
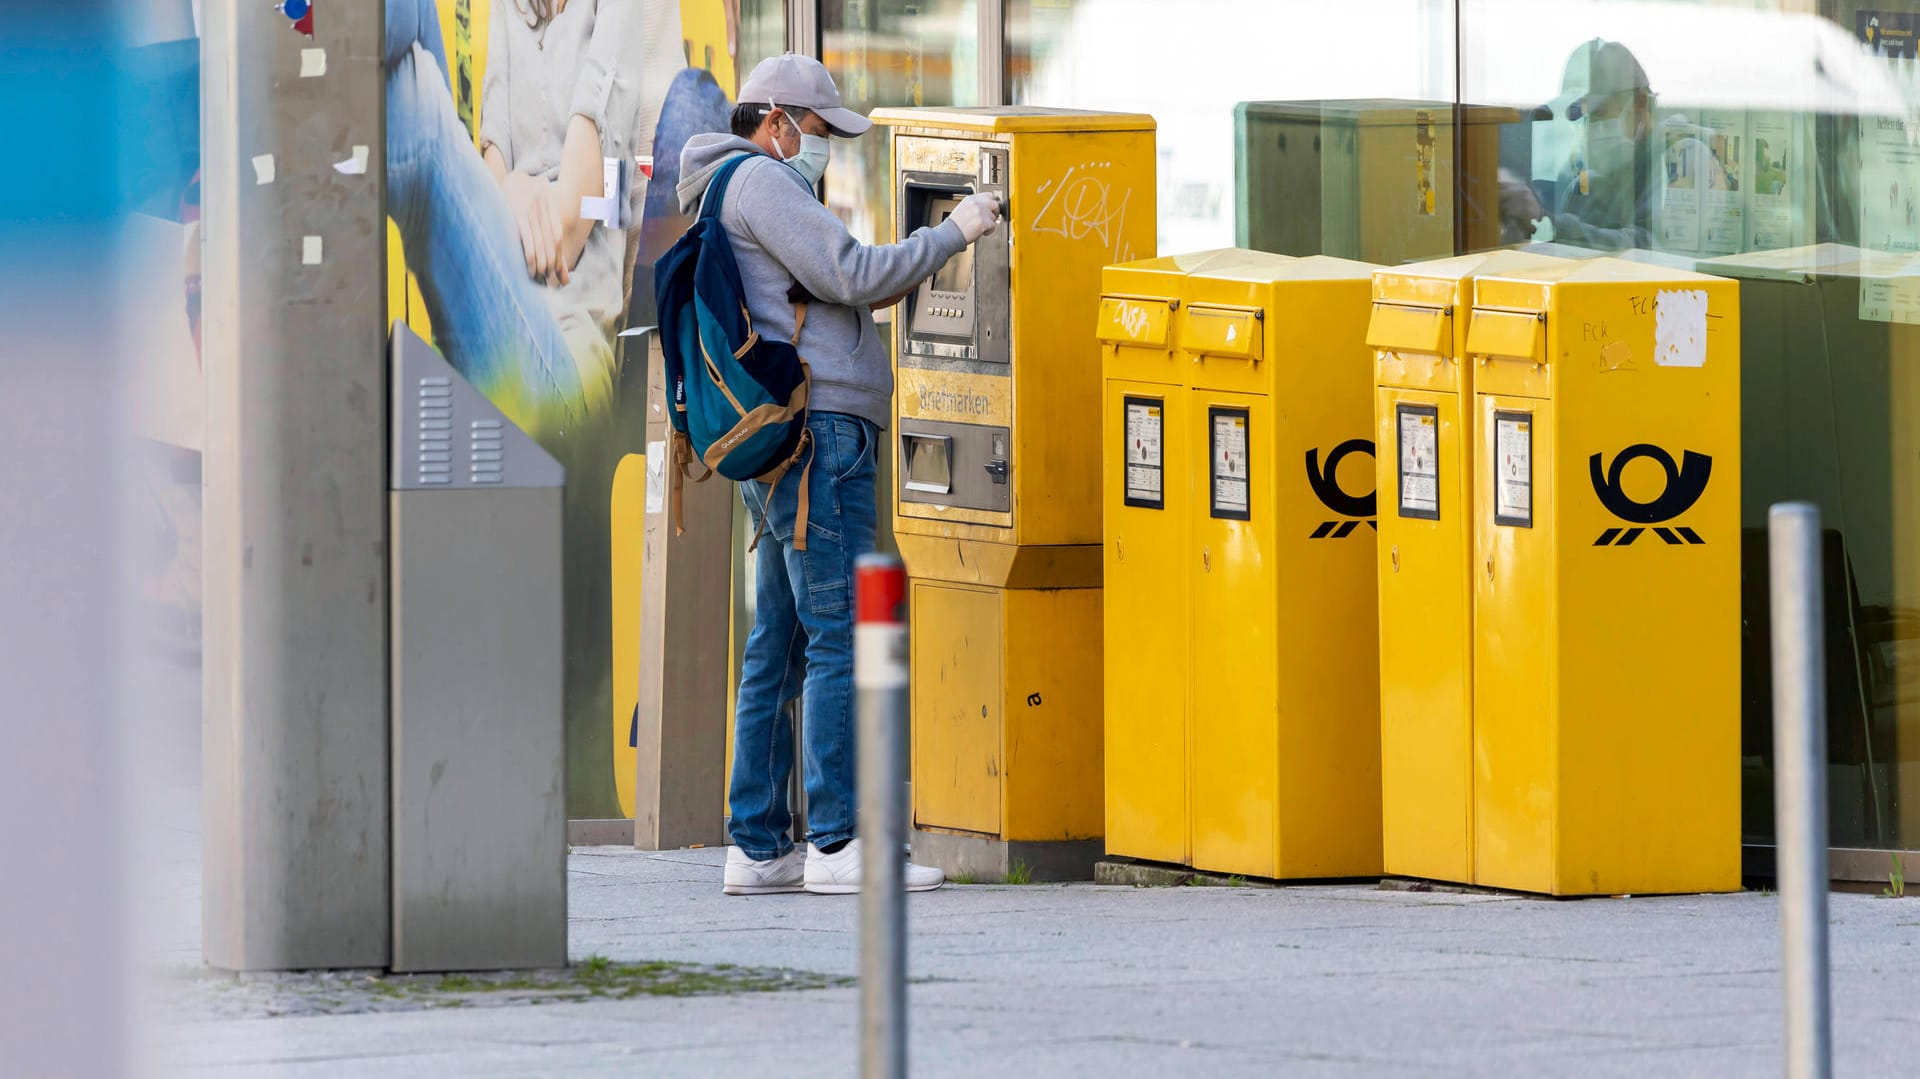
[912, 193, 976, 341]
[929, 199, 975, 294]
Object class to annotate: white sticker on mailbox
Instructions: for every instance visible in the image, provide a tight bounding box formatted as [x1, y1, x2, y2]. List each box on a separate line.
[1397, 404, 1439, 519]
[1210, 408, 1250, 519]
[1654, 288, 1709, 368]
[1493, 411, 1533, 527]
[1123, 397, 1164, 508]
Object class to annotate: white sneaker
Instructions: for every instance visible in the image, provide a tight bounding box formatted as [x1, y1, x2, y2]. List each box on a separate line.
[803, 838, 945, 895]
[722, 846, 806, 895]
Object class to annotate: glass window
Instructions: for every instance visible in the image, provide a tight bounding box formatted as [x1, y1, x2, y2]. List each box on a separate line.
[823, 1, 982, 244]
[1464, 0, 1920, 854]
[1009, 0, 1455, 256]
[737, 0, 787, 77]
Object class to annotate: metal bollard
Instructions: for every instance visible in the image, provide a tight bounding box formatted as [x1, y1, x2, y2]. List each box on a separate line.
[1768, 503, 1831, 1079]
[854, 554, 909, 1079]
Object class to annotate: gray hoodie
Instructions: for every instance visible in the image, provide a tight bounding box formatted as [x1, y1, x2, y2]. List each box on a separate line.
[676, 133, 968, 428]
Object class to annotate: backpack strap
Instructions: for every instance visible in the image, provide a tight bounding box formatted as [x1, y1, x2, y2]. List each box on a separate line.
[746, 412, 817, 554]
[668, 153, 748, 539]
[697, 153, 753, 222]
[766, 304, 816, 552]
[697, 154, 822, 553]
[667, 428, 713, 540]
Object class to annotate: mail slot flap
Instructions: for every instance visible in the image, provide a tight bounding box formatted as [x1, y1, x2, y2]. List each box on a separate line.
[1465, 309, 1545, 362]
[1096, 296, 1175, 348]
[1181, 304, 1262, 359]
[1365, 302, 1449, 355]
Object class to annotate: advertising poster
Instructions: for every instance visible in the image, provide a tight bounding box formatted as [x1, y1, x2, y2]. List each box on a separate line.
[1699, 111, 1748, 256]
[1655, 110, 1702, 255]
[1860, 10, 1920, 59]
[1655, 109, 1747, 257]
[1859, 14, 1920, 258]
[1860, 119, 1920, 256]
[385, 0, 743, 818]
[1747, 111, 1810, 252]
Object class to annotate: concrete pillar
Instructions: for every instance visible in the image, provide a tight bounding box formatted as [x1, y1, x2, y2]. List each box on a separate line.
[632, 337, 732, 850]
[200, 1, 390, 970]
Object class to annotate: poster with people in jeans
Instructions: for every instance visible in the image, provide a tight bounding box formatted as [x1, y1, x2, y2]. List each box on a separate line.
[384, 0, 752, 818]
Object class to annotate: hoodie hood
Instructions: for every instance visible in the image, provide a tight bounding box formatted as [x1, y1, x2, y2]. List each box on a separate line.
[677, 133, 777, 215]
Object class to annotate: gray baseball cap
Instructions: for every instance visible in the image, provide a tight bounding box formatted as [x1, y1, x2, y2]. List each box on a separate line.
[739, 52, 871, 137]
[1546, 39, 1651, 121]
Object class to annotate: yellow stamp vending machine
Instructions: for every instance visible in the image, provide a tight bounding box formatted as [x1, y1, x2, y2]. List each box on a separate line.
[872, 107, 1156, 882]
[1467, 258, 1741, 896]
[1101, 251, 1383, 880]
[1366, 251, 1569, 886]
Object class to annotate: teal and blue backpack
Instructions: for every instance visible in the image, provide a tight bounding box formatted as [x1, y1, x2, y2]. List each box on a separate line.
[654, 153, 816, 549]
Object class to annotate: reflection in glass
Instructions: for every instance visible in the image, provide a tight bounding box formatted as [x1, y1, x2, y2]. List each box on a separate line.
[1232, 100, 1523, 265]
[823, 0, 981, 244]
[737, 0, 785, 71]
[1462, 0, 1920, 854]
[1009, 0, 1453, 252]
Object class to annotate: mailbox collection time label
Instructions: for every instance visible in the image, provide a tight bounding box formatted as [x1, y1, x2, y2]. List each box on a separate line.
[1123, 397, 1164, 509]
[1493, 411, 1533, 528]
[1210, 408, 1251, 520]
[1397, 404, 1440, 520]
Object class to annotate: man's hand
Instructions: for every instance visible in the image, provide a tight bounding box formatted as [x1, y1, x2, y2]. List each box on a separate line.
[502, 171, 569, 285]
[949, 192, 1003, 244]
[1498, 176, 1545, 233]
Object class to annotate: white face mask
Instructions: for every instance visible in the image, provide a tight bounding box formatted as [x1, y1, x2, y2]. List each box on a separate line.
[1584, 113, 1635, 177]
[791, 134, 831, 186]
[770, 104, 831, 186]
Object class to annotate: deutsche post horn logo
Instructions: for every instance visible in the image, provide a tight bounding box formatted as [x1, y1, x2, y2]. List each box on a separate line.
[1305, 439, 1377, 539]
[1589, 444, 1711, 547]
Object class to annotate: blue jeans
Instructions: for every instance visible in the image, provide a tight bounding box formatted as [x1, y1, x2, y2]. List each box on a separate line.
[729, 412, 879, 859]
[383, 7, 584, 431]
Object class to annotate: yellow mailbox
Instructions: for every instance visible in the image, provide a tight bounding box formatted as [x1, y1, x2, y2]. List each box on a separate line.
[1467, 258, 1741, 896]
[1104, 251, 1383, 880]
[874, 106, 1157, 882]
[1366, 251, 1570, 886]
[1099, 252, 1206, 868]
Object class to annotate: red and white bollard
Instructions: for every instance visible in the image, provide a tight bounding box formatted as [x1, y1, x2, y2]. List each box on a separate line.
[854, 554, 908, 1079]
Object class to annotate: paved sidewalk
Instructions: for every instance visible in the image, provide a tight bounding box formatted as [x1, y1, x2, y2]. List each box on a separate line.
[133, 655, 1918, 1077]
[150, 842, 1920, 1077]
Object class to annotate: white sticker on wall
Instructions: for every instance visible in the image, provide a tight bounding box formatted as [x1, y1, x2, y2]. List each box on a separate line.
[300, 48, 327, 77]
[1654, 288, 1709, 368]
[333, 145, 370, 175]
[645, 440, 666, 515]
[251, 153, 275, 185]
[301, 235, 323, 265]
